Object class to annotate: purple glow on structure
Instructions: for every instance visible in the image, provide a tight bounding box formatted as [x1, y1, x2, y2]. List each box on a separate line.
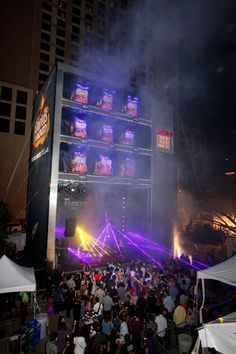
[177, 258, 200, 271]
[55, 226, 65, 235]
[112, 224, 163, 269]
[68, 247, 101, 264]
[192, 259, 209, 268]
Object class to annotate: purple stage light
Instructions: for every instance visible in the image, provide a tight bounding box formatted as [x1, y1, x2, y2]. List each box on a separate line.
[101, 226, 109, 252]
[128, 228, 199, 271]
[68, 247, 101, 264]
[112, 224, 163, 269]
[129, 232, 170, 252]
[177, 258, 200, 271]
[192, 259, 209, 268]
[55, 226, 65, 235]
[89, 224, 108, 253]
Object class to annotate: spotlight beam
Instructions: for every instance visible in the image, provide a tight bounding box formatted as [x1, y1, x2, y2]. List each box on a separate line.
[112, 224, 163, 269]
[89, 224, 109, 253]
[110, 224, 122, 256]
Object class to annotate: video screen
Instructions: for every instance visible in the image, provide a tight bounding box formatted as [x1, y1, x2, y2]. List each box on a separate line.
[126, 96, 138, 117]
[95, 155, 112, 176]
[119, 157, 135, 177]
[101, 89, 113, 110]
[71, 152, 87, 174]
[98, 124, 113, 143]
[120, 129, 135, 146]
[71, 83, 89, 104]
[70, 117, 87, 138]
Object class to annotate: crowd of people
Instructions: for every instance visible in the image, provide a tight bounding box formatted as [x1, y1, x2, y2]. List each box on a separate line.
[44, 256, 198, 354]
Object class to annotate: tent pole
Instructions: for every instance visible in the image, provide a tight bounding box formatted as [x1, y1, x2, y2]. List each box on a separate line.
[194, 279, 199, 326]
[33, 291, 41, 319]
[200, 278, 205, 324]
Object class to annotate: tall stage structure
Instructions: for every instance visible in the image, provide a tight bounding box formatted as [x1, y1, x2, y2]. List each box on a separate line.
[26, 63, 175, 269]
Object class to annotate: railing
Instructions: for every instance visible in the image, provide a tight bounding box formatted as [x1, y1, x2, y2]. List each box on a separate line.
[0, 318, 21, 337]
[0, 334, 22, 354]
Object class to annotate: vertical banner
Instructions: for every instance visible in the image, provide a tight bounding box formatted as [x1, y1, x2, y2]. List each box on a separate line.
[26, 70, 56, 268]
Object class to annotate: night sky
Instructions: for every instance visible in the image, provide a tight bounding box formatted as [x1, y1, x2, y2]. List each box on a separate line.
[179, 0, 236, 204]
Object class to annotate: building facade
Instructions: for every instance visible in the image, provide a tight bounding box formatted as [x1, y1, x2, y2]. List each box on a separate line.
[0, 0, 178, 227]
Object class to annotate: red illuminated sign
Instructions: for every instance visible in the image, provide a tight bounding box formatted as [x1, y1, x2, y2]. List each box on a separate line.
[156, 129, 173, 152]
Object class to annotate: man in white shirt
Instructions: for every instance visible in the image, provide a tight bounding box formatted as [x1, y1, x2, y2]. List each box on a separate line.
[93, 296, 103, 315]
[155, 309, 167, 347]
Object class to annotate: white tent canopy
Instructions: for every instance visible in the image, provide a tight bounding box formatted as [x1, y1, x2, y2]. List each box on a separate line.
[196, 255, 236, 323]
[0, 255, 36, 294]
[197, 255, 236, 287]
[198, 311, 236, 354]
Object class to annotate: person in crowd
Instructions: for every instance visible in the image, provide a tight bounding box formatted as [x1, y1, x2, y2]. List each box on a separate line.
[144, 328, 158, 354]
[73, 296, 81, 323]
[123, 295, 135, 318]
[168, 280, 179, 302]
[94, 284, 106, 303]
[102, 312, 114, 352]
[46, 331, 58, 354]
[155, 307, 167, 347]
[121, 334, 135, 354]
[144, 314, 157, 337]
[173, 299, 187, 335]
[66, 275, 76, 291]
[119, 314, 129, 340]
[73, 326, 86, 354]
[162, 290, 175, 315]
[54, 285, 64, 314]
[93, 296, 103, 316]
[179, 290, 189, 309]
[102, 289, 114, 317]
[117, 282, 126, 304]
[136, 292, 147, 320]
[57, 316, 70, 353]
[81, 296, 92, 317]
[129, 314, 143, 353]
